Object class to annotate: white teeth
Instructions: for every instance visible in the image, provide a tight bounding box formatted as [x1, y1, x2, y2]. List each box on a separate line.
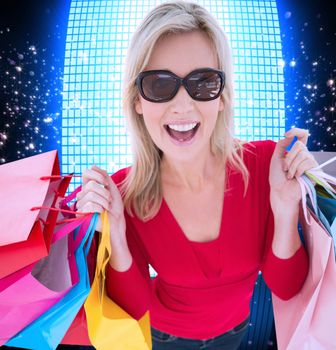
[167, 123, 197, 132]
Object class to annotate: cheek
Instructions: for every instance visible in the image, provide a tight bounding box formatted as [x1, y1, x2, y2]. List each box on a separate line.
[141, 104, 166, 131]
[143, 98, 166, 116]
[200, 102, 221, 127]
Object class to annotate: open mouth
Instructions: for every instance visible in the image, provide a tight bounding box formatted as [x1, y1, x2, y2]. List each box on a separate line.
[164, 122, 200, 143]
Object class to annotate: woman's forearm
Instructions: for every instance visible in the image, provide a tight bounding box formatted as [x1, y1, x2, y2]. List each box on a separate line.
[270, 199, 302, 259]
[108, 241, 133, 272]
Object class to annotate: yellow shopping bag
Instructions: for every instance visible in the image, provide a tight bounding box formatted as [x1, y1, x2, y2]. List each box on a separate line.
[84, 211, 152, 350]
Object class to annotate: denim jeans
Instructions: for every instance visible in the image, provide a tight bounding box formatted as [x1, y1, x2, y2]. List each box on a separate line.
[151, 317, 249, 350]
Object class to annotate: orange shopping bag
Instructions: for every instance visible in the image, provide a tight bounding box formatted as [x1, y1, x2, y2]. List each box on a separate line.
[0, 150, 72, 278]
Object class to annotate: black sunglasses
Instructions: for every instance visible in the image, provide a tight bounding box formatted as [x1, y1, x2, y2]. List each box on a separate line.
[135, 68, 225, 103]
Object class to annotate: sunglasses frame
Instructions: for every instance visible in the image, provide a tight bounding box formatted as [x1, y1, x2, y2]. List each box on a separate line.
[135, 68, 225, 103]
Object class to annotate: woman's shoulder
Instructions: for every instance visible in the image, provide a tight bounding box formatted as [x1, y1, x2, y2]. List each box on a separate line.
[110, 166, 131, 186]
[243, 139, 276, 151]
[231, 139, 276, 176]
[242, 139, 276, 161]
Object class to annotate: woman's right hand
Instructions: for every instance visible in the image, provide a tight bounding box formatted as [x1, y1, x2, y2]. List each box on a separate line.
[76, 165, 127, 247]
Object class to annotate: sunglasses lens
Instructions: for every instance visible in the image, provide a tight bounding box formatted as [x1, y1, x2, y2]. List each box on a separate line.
[141, 73, 177, 102]
[187, 71, 223, 100]
[138, 69, 224, 102]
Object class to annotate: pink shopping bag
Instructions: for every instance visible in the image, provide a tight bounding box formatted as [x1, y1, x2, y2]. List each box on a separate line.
[0, 213, 89, 346]
[272, 176, 336, 349]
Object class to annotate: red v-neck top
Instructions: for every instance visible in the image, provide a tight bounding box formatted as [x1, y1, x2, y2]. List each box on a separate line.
[106, 140, 309, 340]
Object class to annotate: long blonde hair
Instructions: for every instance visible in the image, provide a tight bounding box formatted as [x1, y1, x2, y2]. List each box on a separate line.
[121, 1, 249, 221]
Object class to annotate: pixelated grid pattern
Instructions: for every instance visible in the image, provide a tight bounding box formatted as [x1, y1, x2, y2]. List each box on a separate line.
[62, 0, 285, 192]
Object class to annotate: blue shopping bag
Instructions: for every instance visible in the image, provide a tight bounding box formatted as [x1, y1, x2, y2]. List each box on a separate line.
[303, 156, 336, 238]
[317, 194, 335, 229]
[6, 213, 99, 350]
[302, 174, 335, 241]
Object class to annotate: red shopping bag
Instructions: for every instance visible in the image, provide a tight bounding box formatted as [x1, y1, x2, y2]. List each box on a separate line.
[60, 245, 98, 345]
[0, 150, 72, 278]
[61, 307, 92, 345]
[60, 239, 98, 346]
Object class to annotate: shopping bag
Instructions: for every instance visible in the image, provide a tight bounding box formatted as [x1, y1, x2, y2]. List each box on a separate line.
[6, 212, 99, 350]
[60, 187, 95, 346]
[0, 214, 89, 346]
[301, 174, 336, 248]
[0, 262, 36, 293]
[0, 150, 72, 278]
[272, 170, 336, 349]
[84, 211, 152, 350]
[60, 307, 92, 345]
[60, 252, 97, 346]
[317, 192, 336, 232]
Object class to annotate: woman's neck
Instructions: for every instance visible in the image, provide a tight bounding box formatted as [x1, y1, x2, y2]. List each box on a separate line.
[160, 151, 224, 192]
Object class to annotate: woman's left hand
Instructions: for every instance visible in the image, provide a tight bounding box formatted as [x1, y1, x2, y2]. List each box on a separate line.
[269, 128, 319, 206]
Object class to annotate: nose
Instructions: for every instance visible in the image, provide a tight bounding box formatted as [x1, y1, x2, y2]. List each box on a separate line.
[169, 85, 194, 114]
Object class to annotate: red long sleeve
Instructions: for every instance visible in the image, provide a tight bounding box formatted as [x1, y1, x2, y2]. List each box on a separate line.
[260, 198, 309, 300]
[262, 244, 308, 300]
[106, 217, 152, 320]
[106, 260, 151, 320]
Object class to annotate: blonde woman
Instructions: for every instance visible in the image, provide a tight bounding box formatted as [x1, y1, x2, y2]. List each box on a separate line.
[76, 2, 317, 349]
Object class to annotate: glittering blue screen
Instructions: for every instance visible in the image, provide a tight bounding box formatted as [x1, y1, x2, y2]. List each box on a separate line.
[62, 0, 285, 193]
